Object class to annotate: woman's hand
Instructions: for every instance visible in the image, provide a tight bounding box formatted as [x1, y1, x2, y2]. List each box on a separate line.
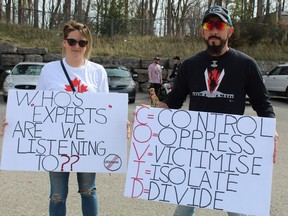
[0, 117, 8, 136]
[127, 120, 131, 139]
[273, 131, 279, 164]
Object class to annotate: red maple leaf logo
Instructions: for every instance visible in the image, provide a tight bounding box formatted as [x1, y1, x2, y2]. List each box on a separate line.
[65, 78, 88, 92]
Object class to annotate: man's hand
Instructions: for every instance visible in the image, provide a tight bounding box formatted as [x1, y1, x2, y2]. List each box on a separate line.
[157, 102, 169, 109]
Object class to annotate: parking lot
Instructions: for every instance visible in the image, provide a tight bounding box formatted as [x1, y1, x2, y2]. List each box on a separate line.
[0, 92, 287, 216]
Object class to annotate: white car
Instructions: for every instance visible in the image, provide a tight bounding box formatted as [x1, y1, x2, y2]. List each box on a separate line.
[262, 63, 288, 100]
[3, 62, 46, 102]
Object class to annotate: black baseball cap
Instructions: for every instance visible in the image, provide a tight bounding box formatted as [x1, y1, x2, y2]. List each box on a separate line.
[173, 56, 180, 60]
[202, 5, 233, 26]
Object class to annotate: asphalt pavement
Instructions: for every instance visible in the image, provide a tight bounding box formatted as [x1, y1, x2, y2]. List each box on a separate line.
[0, 92, 287, 216]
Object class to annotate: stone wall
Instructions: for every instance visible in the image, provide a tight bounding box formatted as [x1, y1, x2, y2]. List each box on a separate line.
[0, 42, 282, 92]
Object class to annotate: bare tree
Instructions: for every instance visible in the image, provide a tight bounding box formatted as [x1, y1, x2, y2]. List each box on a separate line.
[256, 0, 263, 21]
[12, 0, 16, 23]
[78, 0, 83, 22]
[27, 0, 32, 24]
[84, 0, 91, 24]
[5, 0, 12, 23]
[125, 0, 128, 19]
[223, 0, 231, 7]
[41, 0, 46, 28]
[74, 0, 83, 22]
[63, 0, 71, 22]
[265, 0, 271, 15]
[166, 0, 172, 35]
[208, 0, 213, 8]
[17, 0, 32, 25]
[147, 0, 160, 35]
[248, 0, 255, 19]
[215, 0, 223, 6]
[49, 0, 62, 29]
[0, 0, 3, 21]
[276, 0, 281, 22]
[18, 0, 23, 24]
[34, 0, 39, 28]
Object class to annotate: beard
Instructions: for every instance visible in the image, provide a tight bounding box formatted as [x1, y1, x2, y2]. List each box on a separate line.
[205, 36, 228, 55]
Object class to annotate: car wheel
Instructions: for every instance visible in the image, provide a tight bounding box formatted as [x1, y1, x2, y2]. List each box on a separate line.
[129, 98, 135, 104]
[286, 88, 288, 102]
[3, 95, 7, 102]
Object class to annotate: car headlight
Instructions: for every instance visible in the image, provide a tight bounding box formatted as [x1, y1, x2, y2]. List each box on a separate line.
[127, 81, 136, 89]
[3, 81, 14, 89]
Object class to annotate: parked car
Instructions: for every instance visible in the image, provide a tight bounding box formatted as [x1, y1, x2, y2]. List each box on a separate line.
[262, 63, 288, 101]
[2, 62, 46, 102]
[105, 66, 137, 103]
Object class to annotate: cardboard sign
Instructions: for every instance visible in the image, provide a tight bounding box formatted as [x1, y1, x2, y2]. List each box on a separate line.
[125, 106, 276, 216]
[1, 90, 128, 173]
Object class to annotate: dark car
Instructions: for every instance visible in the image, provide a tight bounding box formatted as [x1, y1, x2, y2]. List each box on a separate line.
[105, 66, 137, 103]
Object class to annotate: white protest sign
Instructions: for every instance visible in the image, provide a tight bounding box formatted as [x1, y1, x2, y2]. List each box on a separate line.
[1, 90, 128, 173]
[124, 106, 276, 216]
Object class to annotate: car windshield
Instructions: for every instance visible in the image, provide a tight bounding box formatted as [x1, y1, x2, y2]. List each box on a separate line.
[105, 67, 131, 78]
[11, 64, 44, 75]
[268, 65, 288, 75]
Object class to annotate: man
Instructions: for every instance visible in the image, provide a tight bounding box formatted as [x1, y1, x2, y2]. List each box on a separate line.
[157, 5, 278, 216]
[0, 53, 3, 74]
[169, 56, 182, 80]
[148, 56, 162, 98]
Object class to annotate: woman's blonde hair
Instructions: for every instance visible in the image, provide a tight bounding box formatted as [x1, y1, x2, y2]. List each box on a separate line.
[62, 20, 93, 59]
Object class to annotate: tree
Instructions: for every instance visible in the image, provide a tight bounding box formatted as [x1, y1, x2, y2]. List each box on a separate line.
[256, 0, 263, 22]
[18, 0, 23, 24]
[74, 0, 83, 22]
[215, 0, 223, 6]
[34, 0, 39, 28]
[41, 0, 46, 28]
[84, 0, 92, 24]
[265, 0, 271, 15]
[0, 0, 3, 21]
[63, 0, 71, 23]
[6, 0, 12, 23]
[49, 0, 62, 29]
[166, 0, 172, 35]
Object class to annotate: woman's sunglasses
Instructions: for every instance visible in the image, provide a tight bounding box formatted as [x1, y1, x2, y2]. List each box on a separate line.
[66, 38, 88, 48]
[203, 21, 228, 31]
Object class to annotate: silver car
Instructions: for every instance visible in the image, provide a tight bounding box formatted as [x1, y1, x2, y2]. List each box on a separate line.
[3, 62, 46, 102]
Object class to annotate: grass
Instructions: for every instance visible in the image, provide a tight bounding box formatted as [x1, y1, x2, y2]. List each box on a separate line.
[93, 35, 206, 58]
[0, 22, 287, 61]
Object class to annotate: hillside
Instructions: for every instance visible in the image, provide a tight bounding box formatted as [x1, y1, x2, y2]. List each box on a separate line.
[0, 22, 288, 61]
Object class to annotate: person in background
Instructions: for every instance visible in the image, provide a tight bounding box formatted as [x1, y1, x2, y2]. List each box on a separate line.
[36, 20, 108, 216]
[0, 53, 3, 74]
[156, 5, 278, 216]
[169, 56, 182, 80]
[148, 56, 163, 98]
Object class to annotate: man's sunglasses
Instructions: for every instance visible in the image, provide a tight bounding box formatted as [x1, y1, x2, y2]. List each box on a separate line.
[203, 21, 228, 31]
[66, 38, 88, 47]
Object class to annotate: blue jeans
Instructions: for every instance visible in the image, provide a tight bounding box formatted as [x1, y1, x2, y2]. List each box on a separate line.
[173, 205, 247, 216]
[49, 172, 97, 216]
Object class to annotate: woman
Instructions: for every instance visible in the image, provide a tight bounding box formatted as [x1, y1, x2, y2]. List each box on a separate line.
[36, 20, 108, 216]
